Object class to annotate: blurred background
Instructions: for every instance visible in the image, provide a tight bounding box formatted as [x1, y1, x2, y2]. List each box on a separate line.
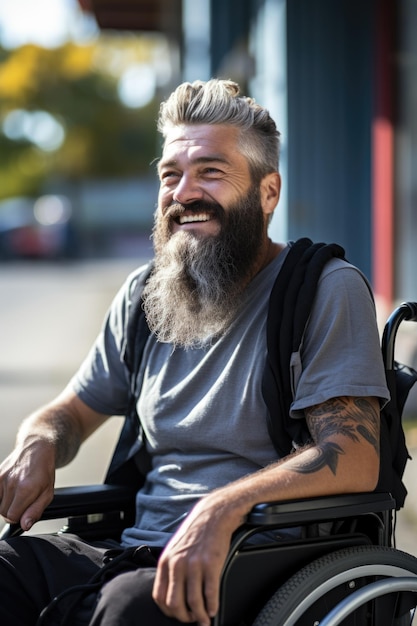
[0, 0, 416, 303]
[0, 0, 168, 259]
[0, 0, 416, 550]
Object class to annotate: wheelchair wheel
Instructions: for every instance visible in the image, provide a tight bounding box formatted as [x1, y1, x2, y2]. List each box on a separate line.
[252, 545, 417, 626]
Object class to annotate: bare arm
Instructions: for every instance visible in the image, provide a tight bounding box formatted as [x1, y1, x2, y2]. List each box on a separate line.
[0, 388, 110, 531]
[153, 395, 380, 626]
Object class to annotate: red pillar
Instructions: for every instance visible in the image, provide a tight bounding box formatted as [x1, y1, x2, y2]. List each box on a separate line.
[372, 0, 396, 312]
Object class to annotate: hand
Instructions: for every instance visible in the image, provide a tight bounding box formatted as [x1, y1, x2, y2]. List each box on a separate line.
[0, 439, 55, 531]
[153, 492, 243, 626]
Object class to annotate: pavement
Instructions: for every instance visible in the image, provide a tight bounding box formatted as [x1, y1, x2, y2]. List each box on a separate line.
[0, 258, 148, 491]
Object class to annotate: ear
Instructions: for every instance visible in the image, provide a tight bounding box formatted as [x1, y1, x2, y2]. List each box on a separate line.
[260, 172, 281, 219]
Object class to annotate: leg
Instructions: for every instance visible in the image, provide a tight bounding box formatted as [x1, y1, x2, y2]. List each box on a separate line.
[0, 534, 112, 626]
[90, 567, 195, 626]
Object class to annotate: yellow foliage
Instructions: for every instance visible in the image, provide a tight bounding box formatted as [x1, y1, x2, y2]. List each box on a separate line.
[57, 43, 95, 80]
[0, 42, 96, 104]
[0, 45, 41, 101]
[0, 33, 163, 194]
[0, 37, 163, 105]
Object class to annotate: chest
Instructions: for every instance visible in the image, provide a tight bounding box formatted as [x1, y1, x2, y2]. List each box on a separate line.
[137, 287, 276, 464]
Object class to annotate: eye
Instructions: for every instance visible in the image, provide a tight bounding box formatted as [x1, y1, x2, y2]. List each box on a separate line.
[202, 167, 223, 177]
[160, 170, 180, 183]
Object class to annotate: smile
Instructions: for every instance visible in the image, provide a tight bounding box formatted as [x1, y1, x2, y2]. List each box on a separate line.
[177, 213, 212, 224]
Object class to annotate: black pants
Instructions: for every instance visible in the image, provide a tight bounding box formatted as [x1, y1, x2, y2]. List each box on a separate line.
[0, 533, 191, 626]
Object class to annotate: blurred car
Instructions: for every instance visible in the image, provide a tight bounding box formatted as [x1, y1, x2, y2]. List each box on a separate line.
[0, 195, 77, 260]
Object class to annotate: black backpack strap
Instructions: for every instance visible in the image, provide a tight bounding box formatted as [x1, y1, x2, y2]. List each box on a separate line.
[123, 261, 154, 384]
[105, 262, 154, 486]
[262, 238, 346, 456]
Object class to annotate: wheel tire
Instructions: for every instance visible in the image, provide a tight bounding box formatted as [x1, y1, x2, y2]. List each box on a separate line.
[252, 545, 417, 626]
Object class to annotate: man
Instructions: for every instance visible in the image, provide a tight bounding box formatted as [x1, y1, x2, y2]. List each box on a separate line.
[0, 79, 389, 626]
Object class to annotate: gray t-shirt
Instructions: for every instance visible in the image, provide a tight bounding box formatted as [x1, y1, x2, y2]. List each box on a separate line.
[70, 245, 389, 547]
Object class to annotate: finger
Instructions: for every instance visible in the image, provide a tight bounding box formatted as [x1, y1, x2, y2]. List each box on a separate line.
[185, 571, 212, 626]
[153, 559, 169, 609]
[1, 478, 34, 519]
[154, 558, 195, 623]
[8, 489, 52, 531]
[203, 573, 220, 621]
[19, 504, 41, 531]
[0, 490, 20, 523]
[166, 573, 197, 624]
[22, 486, 54, 531]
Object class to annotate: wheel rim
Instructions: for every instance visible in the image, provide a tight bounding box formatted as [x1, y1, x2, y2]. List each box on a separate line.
[282, 564, 417, 625]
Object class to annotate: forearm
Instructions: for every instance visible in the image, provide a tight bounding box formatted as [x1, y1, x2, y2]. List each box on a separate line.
[201, 446, 374, 534]
[16, 388, 110, 468]
[200, 395, 381, 529]
[16, 403, 82, 469]
[0, 405, 66, 528]
[0, 390, 109, 529]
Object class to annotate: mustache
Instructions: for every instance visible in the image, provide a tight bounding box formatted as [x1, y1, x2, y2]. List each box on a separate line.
[163, 200, 225, 220]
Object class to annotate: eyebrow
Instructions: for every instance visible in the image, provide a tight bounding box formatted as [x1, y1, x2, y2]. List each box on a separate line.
[158, 154, 230, 173]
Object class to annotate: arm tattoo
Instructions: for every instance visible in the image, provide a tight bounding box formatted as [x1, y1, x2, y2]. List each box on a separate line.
[289, 397, 379, 477]
[49, 408, 82, 468]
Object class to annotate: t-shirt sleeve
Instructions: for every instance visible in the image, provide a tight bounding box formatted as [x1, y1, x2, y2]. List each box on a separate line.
[290, 259, 390, 417]
[68, 264, 149, 415]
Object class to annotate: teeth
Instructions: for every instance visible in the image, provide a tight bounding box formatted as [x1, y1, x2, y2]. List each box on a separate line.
[178, 214, 211, 224]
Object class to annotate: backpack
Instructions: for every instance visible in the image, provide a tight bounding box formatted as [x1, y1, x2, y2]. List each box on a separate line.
[105, 238, 414, 510]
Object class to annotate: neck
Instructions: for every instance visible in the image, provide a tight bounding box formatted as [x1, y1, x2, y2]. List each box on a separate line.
[240, 238, 284, 293]
[251, 238, 285, 279]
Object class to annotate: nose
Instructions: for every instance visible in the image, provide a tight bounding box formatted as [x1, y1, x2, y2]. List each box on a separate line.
[172, 173, 204, 205]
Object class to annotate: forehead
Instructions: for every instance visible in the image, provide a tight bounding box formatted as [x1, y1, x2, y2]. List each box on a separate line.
[160, 123, 247, 167]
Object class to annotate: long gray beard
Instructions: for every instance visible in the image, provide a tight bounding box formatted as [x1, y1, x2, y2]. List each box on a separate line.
[142, 232, 247, 348]
[142, 186, 265, 349]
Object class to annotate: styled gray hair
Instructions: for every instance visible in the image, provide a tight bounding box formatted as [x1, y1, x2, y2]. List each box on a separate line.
[157, 79, 280, 183]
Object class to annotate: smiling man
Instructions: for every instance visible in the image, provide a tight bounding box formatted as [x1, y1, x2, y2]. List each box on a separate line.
[0, 79, 389, 626]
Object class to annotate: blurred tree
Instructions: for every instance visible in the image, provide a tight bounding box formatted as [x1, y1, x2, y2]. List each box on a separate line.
[0, 36, 165, 201]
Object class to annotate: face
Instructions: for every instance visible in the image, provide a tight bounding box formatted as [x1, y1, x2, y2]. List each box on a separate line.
[156, 123, 269, 243]
[142, 123, 281, 348]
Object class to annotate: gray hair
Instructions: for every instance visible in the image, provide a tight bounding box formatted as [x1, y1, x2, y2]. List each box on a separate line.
[157, 79, 280, 183]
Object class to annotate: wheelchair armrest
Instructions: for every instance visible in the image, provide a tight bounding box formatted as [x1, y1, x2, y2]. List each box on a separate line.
[45, 488, 394, 526]
[246, 492, 395, 527]
[222, 492, 396, 565]
[0, 484, 136, 540]
[40, 484, 136, 520]
[1, 488, 395, 543]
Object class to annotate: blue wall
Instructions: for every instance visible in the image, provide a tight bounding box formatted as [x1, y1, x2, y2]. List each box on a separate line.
[209, 0, 375, 277]
[286, 0, 374, 277]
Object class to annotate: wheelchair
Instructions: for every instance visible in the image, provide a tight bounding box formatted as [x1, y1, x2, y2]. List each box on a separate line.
[2, 302, 417, 625]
